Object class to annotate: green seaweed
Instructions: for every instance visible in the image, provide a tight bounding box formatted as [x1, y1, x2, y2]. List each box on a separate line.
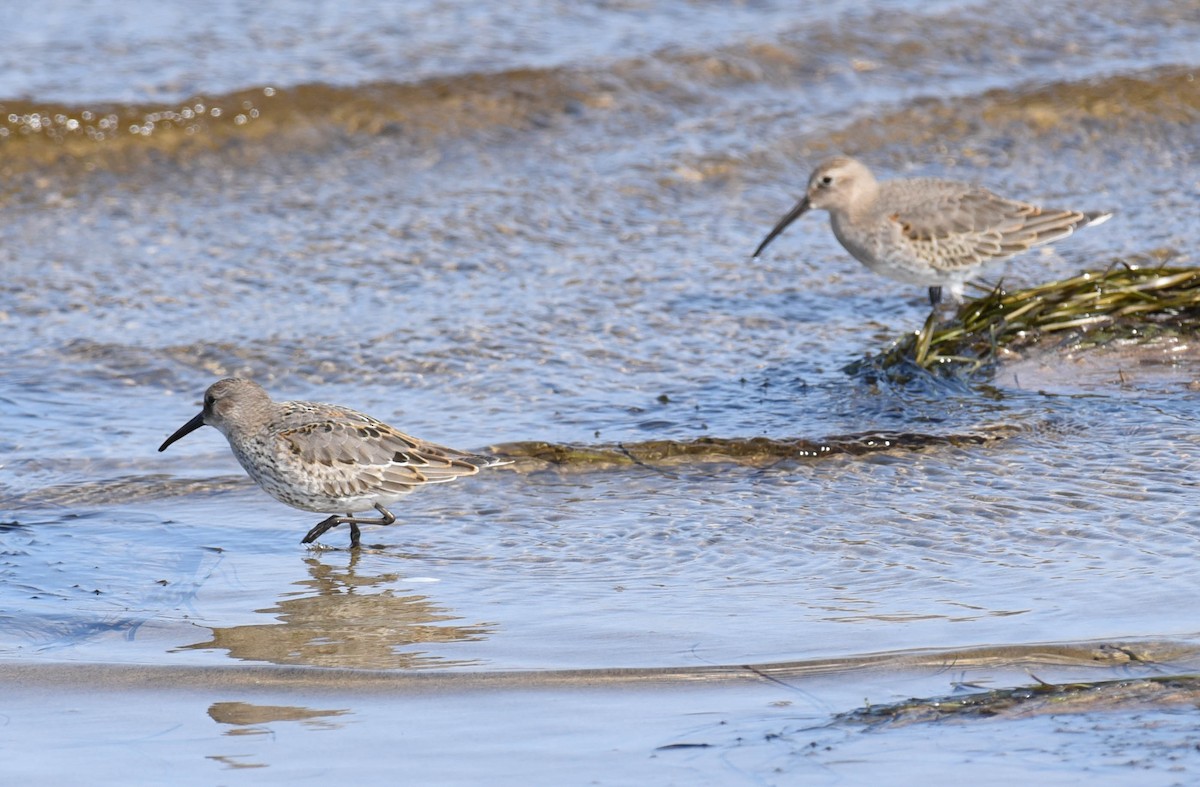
[840, 674, 1200, 727]
[490, 427, 1018, 469]
[849, 258, 1200, 382]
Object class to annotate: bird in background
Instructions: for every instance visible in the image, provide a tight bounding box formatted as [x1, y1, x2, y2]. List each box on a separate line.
[752, 156, 1112, 306]
[159, 378, 507, 548]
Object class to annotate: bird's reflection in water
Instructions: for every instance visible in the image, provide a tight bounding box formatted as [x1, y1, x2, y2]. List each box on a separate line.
[183, 551, 495, 669]
[209, 701, 350, 735]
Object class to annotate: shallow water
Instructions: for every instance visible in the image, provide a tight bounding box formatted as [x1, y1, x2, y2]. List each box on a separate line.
[3, 0, 1200, 782]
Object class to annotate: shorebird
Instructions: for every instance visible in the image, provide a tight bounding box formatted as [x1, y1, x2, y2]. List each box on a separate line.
[158, 378, 505, 548]
[751, 156, 1112, 306]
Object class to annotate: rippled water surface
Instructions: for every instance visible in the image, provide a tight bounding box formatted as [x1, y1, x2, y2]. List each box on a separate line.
[2, 0, 1199, 783]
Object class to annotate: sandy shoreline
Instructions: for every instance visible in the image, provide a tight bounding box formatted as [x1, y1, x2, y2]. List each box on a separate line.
[5, 637, 1195, 693]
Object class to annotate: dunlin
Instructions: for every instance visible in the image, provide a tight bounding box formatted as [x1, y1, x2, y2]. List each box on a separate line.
[158, 378, 504, 548]
[752, 156, 1112, 305]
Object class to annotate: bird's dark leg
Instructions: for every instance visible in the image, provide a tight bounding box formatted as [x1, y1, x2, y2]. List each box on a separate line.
[302, 514, 344, 544]
[302, 504, 397, 547]
[373, 503, 397, 527]
[927, 286, 943, 307]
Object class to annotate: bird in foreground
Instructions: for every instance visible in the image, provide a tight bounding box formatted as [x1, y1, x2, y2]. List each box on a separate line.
[751, 156, 1112, 306]
[158, 378, 506, 548]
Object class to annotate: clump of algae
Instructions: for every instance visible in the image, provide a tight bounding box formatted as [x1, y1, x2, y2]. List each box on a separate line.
[839, 674, 1200, 727]
[850, 256, 1200, 380]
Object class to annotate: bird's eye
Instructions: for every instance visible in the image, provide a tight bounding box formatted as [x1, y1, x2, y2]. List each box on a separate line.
[204, 395, 215, 407]
[820, 175, 833, 185]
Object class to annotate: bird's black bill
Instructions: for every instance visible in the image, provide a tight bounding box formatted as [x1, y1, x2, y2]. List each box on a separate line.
[158, 412, 206, 452]
[751, 196, 811, 258]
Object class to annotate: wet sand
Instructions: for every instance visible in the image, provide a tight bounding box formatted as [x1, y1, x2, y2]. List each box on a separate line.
[3, 0, 1200, 782]
[6, 638, 1200, 783]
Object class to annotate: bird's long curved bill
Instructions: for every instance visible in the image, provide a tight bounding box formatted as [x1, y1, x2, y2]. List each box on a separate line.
[158, 412, 205, 452]
[751, 196, 810, 258]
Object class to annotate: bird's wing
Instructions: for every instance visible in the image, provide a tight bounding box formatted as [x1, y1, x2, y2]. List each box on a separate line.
[272, 404, 482, 494]
[883, 180, 1092, 272]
